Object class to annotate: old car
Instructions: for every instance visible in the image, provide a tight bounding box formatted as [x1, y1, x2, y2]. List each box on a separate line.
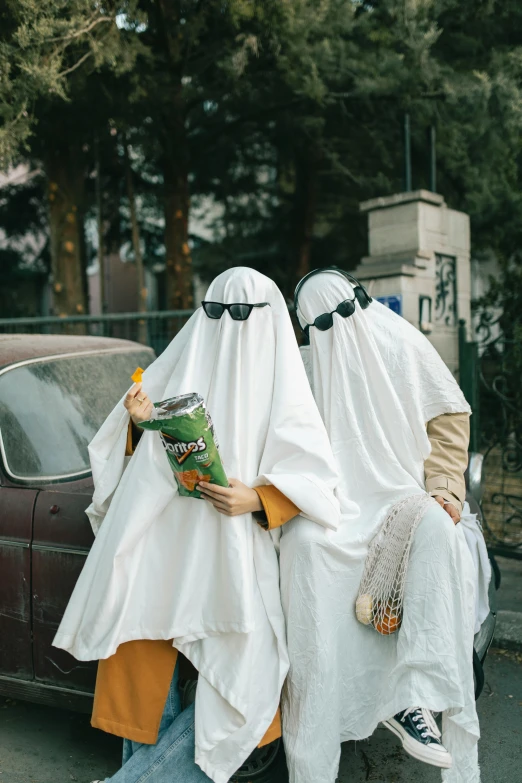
[0, 334, 155, 711]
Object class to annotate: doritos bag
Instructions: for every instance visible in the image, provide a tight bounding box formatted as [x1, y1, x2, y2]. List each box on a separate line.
[139, 392, 229, 499]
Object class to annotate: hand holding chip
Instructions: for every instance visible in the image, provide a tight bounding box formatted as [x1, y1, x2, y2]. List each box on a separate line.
[198, 478, 263, 517]
[124, 382, 154, 425]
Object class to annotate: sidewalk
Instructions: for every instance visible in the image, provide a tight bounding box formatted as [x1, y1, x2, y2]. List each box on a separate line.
[492, 555, 522, 652]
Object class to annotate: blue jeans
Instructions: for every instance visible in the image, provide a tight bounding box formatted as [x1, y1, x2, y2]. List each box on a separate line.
[105, 661, 211, 783]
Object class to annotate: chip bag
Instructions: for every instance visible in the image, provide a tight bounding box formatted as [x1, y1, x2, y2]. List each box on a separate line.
[139, 392, 229, 499]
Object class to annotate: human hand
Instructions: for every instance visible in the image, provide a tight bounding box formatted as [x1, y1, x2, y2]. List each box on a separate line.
[198, 478, 263, 516]
[124, 382, 154, 425]
[433, 495, 461, 525]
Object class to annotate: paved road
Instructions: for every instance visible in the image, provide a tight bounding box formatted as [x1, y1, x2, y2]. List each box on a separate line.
[338, 647, 522, 782]
[0, 648, 520, 783]
[494, 556, 522, 614]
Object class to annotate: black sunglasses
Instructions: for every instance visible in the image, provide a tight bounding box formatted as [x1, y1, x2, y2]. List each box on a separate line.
[302, 296, 358, 339]
[294, 266, 372, 342]
[202, 301, 270, 321]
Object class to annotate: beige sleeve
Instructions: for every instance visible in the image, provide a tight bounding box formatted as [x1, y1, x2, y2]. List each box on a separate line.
[424, 412, 470, 513]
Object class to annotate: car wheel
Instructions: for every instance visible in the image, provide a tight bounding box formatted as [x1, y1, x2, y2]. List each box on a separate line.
[181, 678, 288, 782]
[180, 677, 198, 709]
[230, 738, 288, 783]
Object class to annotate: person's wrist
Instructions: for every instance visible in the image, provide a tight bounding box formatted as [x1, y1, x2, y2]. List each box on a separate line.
[249, 488, 263, 513]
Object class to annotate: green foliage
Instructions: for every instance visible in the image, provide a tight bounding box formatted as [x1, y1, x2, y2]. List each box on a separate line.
[190, 0, 522, 291]
[0, 1, 142, 164]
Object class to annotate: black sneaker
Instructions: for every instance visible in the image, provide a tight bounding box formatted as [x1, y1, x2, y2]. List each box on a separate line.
[382, 707, 452, 768]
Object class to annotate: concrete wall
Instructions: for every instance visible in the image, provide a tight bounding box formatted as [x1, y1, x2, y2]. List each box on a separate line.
[354, 190, 471, 377]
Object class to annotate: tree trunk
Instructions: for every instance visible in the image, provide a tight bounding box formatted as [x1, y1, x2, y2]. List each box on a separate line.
[94, 132, 106, 314]
[46, 143, 87, 318]
[156, 0, 193, 311]
[294, 145, 319, 286]
[164, 161, 191, 310]
[124, 138, 148, 344]
[163, 91, 192, 311]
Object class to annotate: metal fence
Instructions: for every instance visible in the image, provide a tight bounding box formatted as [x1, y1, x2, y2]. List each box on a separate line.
[459, 316, 522, 559]
[0, 310, 194, 357]
[0, 307, 304, 354]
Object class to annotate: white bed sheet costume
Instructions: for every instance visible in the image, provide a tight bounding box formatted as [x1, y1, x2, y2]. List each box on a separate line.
[53, 267, 347, 783]
[281, 269, 486, 783]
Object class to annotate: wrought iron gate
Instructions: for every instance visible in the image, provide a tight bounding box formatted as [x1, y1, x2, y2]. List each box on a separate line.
[459, 313, 522, 559]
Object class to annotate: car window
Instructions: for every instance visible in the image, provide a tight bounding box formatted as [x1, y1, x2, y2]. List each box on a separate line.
[0, 349, 154, 482]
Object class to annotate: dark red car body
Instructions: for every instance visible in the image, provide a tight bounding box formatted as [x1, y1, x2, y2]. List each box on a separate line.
[0, 335, 155, 712]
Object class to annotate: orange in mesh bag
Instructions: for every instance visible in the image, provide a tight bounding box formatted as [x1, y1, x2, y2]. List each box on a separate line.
[355, 494, 436, 635]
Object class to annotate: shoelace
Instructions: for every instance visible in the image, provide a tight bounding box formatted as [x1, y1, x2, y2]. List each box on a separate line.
[400, 707, 441, 740]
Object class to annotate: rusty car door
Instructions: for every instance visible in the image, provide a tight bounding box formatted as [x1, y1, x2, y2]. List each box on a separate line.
[32, 483, 97, 692]
[0, 486, 36, 679]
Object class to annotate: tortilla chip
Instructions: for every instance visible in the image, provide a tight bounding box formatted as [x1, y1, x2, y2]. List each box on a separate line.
[175, 470, 212, 493]
[131, 367, 144, 384]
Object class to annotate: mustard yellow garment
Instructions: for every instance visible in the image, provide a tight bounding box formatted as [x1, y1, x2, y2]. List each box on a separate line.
[92, 640, 282, 747]
[92, 640, 178, 744]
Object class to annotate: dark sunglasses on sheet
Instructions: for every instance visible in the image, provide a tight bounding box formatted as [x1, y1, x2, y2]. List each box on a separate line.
[202, 301, 270, 321]
[294, 266, 372, 342]
[302, 296, 359, 339]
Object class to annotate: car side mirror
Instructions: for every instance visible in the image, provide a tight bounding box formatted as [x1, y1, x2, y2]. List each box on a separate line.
[466, 452, 485, 506]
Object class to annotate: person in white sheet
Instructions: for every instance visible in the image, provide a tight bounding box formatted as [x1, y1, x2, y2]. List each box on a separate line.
[280, 267, 487, 783]
[52, 267, 348, 783]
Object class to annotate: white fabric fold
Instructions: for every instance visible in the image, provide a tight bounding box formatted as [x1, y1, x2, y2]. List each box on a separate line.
[460, 501, 492, 634]
[282, 270, 481, 783]
[53, 267, 343, 783]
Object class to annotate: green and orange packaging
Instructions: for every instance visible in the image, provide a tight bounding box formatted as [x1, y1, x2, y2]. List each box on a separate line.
[138, 392, 229, 499]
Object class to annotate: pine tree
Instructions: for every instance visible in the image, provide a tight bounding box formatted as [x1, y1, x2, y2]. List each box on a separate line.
[190, 0, 522, 293]
[118, 0, 289, 308]
[3, 0, 522, 317]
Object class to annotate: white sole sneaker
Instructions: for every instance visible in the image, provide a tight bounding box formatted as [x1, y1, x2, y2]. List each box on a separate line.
[382, 717, 453, 768]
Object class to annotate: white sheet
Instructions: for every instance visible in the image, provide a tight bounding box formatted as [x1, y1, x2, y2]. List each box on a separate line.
[53, 267, 344, 783]
[282, 270, 482, 783]
[460, 502, 492, 634]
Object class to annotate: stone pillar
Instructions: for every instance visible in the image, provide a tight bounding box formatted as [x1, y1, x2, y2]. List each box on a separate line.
[354, 189, 471, 377]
